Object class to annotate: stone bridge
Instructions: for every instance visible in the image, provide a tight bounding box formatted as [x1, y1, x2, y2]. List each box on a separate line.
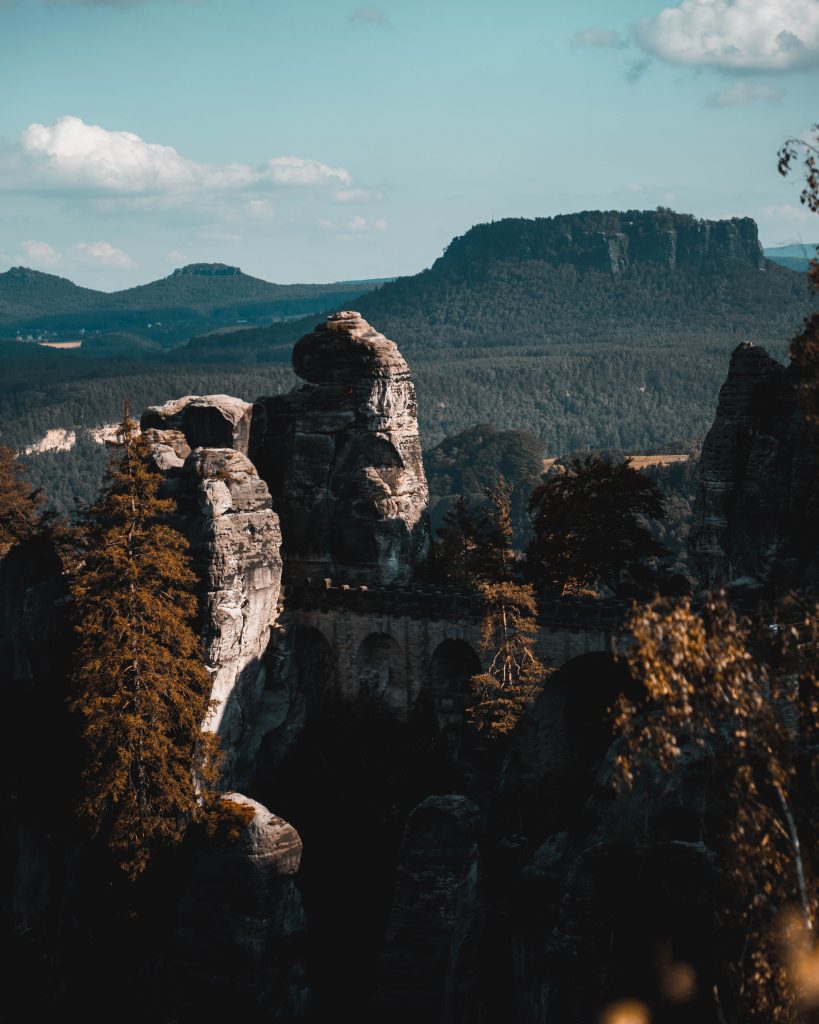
[283, 579, 627, 725]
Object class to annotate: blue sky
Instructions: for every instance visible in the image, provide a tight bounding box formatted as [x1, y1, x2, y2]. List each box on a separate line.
[1, 0, 817, 288]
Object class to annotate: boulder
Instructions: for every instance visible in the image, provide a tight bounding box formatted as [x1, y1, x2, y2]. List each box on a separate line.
[251, 312, 430, 585]
[175, 793, 307, 1018]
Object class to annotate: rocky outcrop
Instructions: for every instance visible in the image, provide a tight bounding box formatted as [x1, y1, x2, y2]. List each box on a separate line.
[437, 211, 765, 277]
[251, 311, 430, 585]
[143, 431, 283, 786]
[689, 342, 819, 595]
[174, 793, 307, 1019]
[141, 394, 254, 454]
[377, 795, 485, 1023]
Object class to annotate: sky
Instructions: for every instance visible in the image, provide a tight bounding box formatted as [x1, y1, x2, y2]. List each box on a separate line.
[0, 0, 818, 289]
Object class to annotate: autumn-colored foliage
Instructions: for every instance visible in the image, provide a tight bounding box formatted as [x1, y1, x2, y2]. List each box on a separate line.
[0, 444, 42, 555]
[465, 478, 550, 736]
[70, 414, 220, 878]
[526, 453, 666, 595]
[615, 595, 819, 1021]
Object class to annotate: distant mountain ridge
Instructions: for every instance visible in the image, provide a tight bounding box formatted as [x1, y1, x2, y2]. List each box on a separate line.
[0, 263, 389, 340]
[763, 243, 817, 274]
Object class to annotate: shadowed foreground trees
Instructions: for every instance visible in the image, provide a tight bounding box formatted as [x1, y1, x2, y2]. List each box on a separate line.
[70, 415, 220, 878]
[615, 596, 819, 1022]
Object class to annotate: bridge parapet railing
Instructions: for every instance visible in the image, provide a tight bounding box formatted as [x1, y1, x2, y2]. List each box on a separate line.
[284, 577, 629, 630]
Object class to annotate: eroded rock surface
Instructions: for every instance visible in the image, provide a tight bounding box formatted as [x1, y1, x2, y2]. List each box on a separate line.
[377, 794, 484, 1023]
[689, 341, 819, 595]
[175, 793, 307, 1019]
[251, 311, 430, 585]
[141, 394, 254, 454]
[142, 436, 283, 786]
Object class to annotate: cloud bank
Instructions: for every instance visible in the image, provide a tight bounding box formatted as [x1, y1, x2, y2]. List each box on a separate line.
[636, 0, 819, 71]
[0, 116, 352, 196]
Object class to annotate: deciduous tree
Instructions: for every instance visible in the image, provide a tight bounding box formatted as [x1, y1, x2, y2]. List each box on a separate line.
[614, 595, 819, 1022]
[70, 414, 220, 878]
[0, 445, 41, 555]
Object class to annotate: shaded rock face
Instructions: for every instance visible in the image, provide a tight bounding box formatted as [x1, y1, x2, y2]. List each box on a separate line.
[689, 342, 819, 594]
[141, 394, 254, 455]
[503, 654, 727, 1024]
[144, 436, 283, 786]
[251, 311, 431, 585]
[377, 795, 485, 1024]
[175, 793, 307, 1019]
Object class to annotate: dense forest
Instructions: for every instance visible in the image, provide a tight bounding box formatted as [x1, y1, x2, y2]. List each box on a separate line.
[2, 211, 810, 515]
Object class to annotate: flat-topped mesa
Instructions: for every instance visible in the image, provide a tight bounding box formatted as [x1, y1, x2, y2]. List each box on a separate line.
[251, 311, 431, 587]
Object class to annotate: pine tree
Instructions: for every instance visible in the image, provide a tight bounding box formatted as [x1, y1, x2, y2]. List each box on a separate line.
[0, 445, 42, 555]
[468, 580, 547, 737]
[434, 494, 483, 585]
[467, 477, 549, 737]
[526, 454, 667, 595]
[70, 414, 220, 878]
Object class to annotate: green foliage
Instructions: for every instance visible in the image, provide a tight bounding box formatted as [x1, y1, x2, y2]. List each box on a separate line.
[69, 415, 220, 878]
[527, 454, 667, 594]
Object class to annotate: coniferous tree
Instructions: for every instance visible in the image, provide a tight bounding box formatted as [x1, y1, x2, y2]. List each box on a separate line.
[0, 445, 42, 555]
[468, 477, 549, 736]
[70, 414, 220, 878]
[526, 454, 667, 596]
[433, 495, 483, 585]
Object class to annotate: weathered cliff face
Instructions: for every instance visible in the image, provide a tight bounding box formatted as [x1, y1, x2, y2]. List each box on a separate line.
[251, 311, 431, 585]
[175, 793, 307, 1019]
[438, 211, 765, 277]
[689, 342, 819, 595]
[140, 398, 284, 786]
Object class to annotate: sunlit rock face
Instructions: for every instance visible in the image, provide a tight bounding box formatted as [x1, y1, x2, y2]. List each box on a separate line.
[174, 793, 307, 1019]
[251, 311, 431, 585]
[143, 434, 283, 787]
[141, 394, 254, 454]
[689, 342, 819, 595]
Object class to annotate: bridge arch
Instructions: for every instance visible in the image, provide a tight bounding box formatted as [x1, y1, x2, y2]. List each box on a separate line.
[428, 638, 482, 728]
[356, 633, 408, 713]
[293, 625, 338, 713]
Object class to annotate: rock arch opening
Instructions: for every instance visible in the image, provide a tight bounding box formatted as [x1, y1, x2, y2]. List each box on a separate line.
[293, 626, 337, 713]
[356, 633, 407, 713]
[429, 639, 483, 727]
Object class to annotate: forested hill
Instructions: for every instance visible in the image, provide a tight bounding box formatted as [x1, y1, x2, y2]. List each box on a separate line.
[0, 263, 387, 340]
[351, 210, 809, 351]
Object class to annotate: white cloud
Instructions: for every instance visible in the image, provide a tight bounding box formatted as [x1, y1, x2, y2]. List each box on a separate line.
[705, 80, 785, 104]
[636, 0, 819, 71]
[571, 27, 626, 48]
[346, 215, 387, 232]
[246, 198, 275, 220]
[0, 115, 352, 197]
[74, 240, 135, 267]
[335, 187, 383, 203]
[349, 6, 388, 26]
[20, 239, 61, 267]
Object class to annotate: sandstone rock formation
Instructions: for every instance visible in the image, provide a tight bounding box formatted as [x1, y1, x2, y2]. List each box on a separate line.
[175, 793, 307, 1019]
[377, 794, 485, 1023]
[689, 341, 819, 595]
[251, 311, 430, 585]
[436, 211, 765, 278]
[141, 393, 254, 454]
[143, 427, 283, 786]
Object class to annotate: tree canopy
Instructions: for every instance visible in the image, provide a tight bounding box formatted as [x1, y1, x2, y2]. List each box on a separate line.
[526, 454, 667, 595]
